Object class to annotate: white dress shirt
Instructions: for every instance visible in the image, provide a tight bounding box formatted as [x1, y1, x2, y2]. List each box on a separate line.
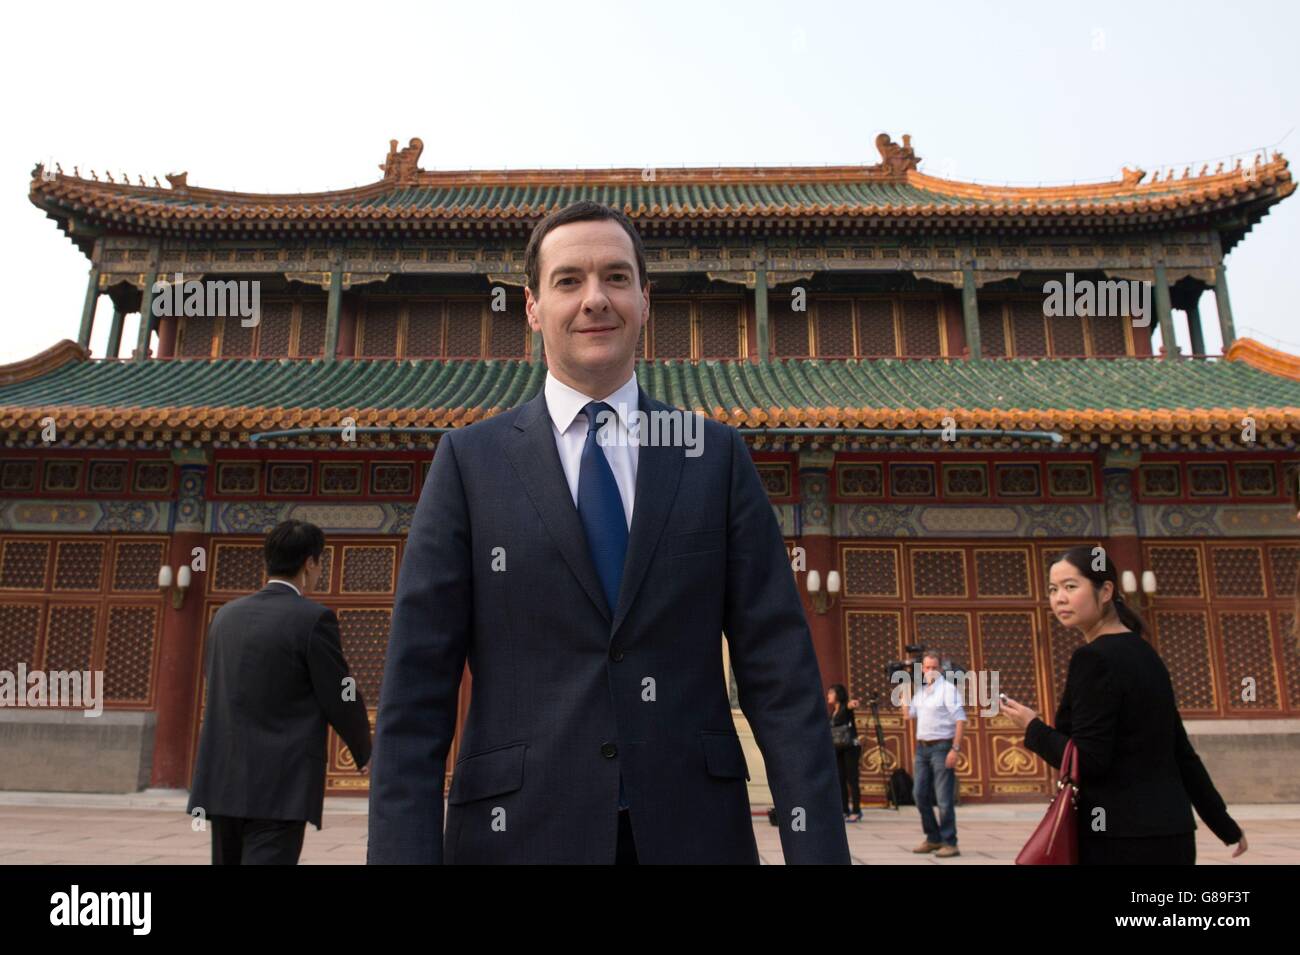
[908, 673, 967, 741]
[544, 369, 639, 529]
[266, 578, 302, 595]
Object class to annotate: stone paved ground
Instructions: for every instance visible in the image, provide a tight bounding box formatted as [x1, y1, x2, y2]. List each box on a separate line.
[0, 791, 1295, 864]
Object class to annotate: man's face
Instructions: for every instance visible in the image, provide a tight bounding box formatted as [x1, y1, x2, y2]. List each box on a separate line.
[524, 219, 649, 395]
[922, 656, 941, 684]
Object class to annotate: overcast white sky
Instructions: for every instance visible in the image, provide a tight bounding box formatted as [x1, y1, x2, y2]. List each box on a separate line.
[1, 0, 1296, 363]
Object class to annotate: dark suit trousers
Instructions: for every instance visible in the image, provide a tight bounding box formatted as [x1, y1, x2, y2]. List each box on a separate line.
[615, 809, 638, 865]
[211, 815, 307, 865]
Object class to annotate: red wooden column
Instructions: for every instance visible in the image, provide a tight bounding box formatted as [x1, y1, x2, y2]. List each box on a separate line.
[795, 449, 845, 690]
[1131, 315, 1155, 357]
[1100, 451, 1145, 610]
[149, 454, 211, 788]
[156, 316, 178, 358]
[338, 296, 358, 358]
[942, 287, 968, 357]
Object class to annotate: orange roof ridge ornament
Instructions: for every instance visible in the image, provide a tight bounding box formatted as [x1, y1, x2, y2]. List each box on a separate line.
[380, 138, 425, 185]
[0, 339, 89, 387]
[907, 148, 1291, 203]
[31, 161, 185, 193]
[874, 133, 922, 176]
[1225, 337, 1300, 381]
[360, 130, 920, 186]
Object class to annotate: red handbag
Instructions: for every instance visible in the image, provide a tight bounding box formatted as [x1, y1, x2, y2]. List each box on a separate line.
[1016, 739, 1080, 865]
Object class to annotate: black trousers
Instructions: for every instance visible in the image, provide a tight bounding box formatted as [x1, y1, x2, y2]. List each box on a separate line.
[615, 808, 638, 865]
[211, 815, 307, 865]
[836, 744, 861, 813]
[1078, 830, 1196, 865]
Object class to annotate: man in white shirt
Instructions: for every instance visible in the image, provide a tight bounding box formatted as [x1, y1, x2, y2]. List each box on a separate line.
[901, 651, 966, 857]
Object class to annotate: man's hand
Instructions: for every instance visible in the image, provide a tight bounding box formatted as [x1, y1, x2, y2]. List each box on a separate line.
[944, 749, 958, 770]
[1232, 831, 1249, 857]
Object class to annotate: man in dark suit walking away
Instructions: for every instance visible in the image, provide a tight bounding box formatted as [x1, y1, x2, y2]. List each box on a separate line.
[188, 520, 373, 864]
[368, 201, 850, 865]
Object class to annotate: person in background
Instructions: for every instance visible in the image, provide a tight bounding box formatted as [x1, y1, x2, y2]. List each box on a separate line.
[1002, 544, 1247, 865]
[899, 651, 965, 857]
[827, 684, 861, 821]
[187, 520, 372, 864]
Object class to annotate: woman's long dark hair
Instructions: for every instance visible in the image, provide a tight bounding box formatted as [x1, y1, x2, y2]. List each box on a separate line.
[1051, 544, 1148, 637]
[828, 683, 850, 711]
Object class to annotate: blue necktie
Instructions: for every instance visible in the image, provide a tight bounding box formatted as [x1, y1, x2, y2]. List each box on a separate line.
[576, 400, 630, 810]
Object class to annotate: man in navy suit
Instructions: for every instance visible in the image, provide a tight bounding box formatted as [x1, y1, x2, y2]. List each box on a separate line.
[367, 201, 849, 864]
[189, 520, 372, 864]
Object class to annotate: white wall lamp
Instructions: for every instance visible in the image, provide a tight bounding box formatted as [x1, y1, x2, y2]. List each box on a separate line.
[1120, 569, 1158, 609]
[805, 569, 841, 615]
[158, 564, 192, 610]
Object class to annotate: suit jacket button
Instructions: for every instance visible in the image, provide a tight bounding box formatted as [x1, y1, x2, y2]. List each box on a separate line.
[601, 742, 618, 759]
[610, 646, 624, 662]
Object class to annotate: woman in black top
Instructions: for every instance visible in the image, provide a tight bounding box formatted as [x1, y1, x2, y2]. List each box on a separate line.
[1002, 545, 1248, 865]
[827, 684, 861, 821]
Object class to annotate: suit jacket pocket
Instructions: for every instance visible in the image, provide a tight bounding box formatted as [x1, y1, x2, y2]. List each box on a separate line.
[669, 527, 724, 557]
[447, 742, 527, 805]
[699, 730, 750, 781]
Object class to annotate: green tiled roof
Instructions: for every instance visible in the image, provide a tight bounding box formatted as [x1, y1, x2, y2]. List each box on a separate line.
[3, 357, 1299, 415]
[345, 182, 975, 211]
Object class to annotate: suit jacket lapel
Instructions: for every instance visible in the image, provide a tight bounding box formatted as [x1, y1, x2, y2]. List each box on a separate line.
[504, 385, 684, 638]
[506, 389, 612, 623]
[611, 388, 683, 638]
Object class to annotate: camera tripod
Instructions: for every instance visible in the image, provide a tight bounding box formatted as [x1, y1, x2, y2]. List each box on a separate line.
[867, 694, 899, 811]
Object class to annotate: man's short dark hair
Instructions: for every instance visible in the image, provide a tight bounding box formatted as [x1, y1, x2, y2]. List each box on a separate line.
[524, 200, 649, 295]
[264, 520, 325, 577]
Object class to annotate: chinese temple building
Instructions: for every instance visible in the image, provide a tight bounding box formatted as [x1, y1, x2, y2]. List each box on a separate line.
[3, 132, 1300, 806]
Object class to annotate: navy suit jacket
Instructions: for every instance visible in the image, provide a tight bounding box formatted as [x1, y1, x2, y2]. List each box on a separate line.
[366, 385, 849, 863]
[187, 584, 372, 830]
